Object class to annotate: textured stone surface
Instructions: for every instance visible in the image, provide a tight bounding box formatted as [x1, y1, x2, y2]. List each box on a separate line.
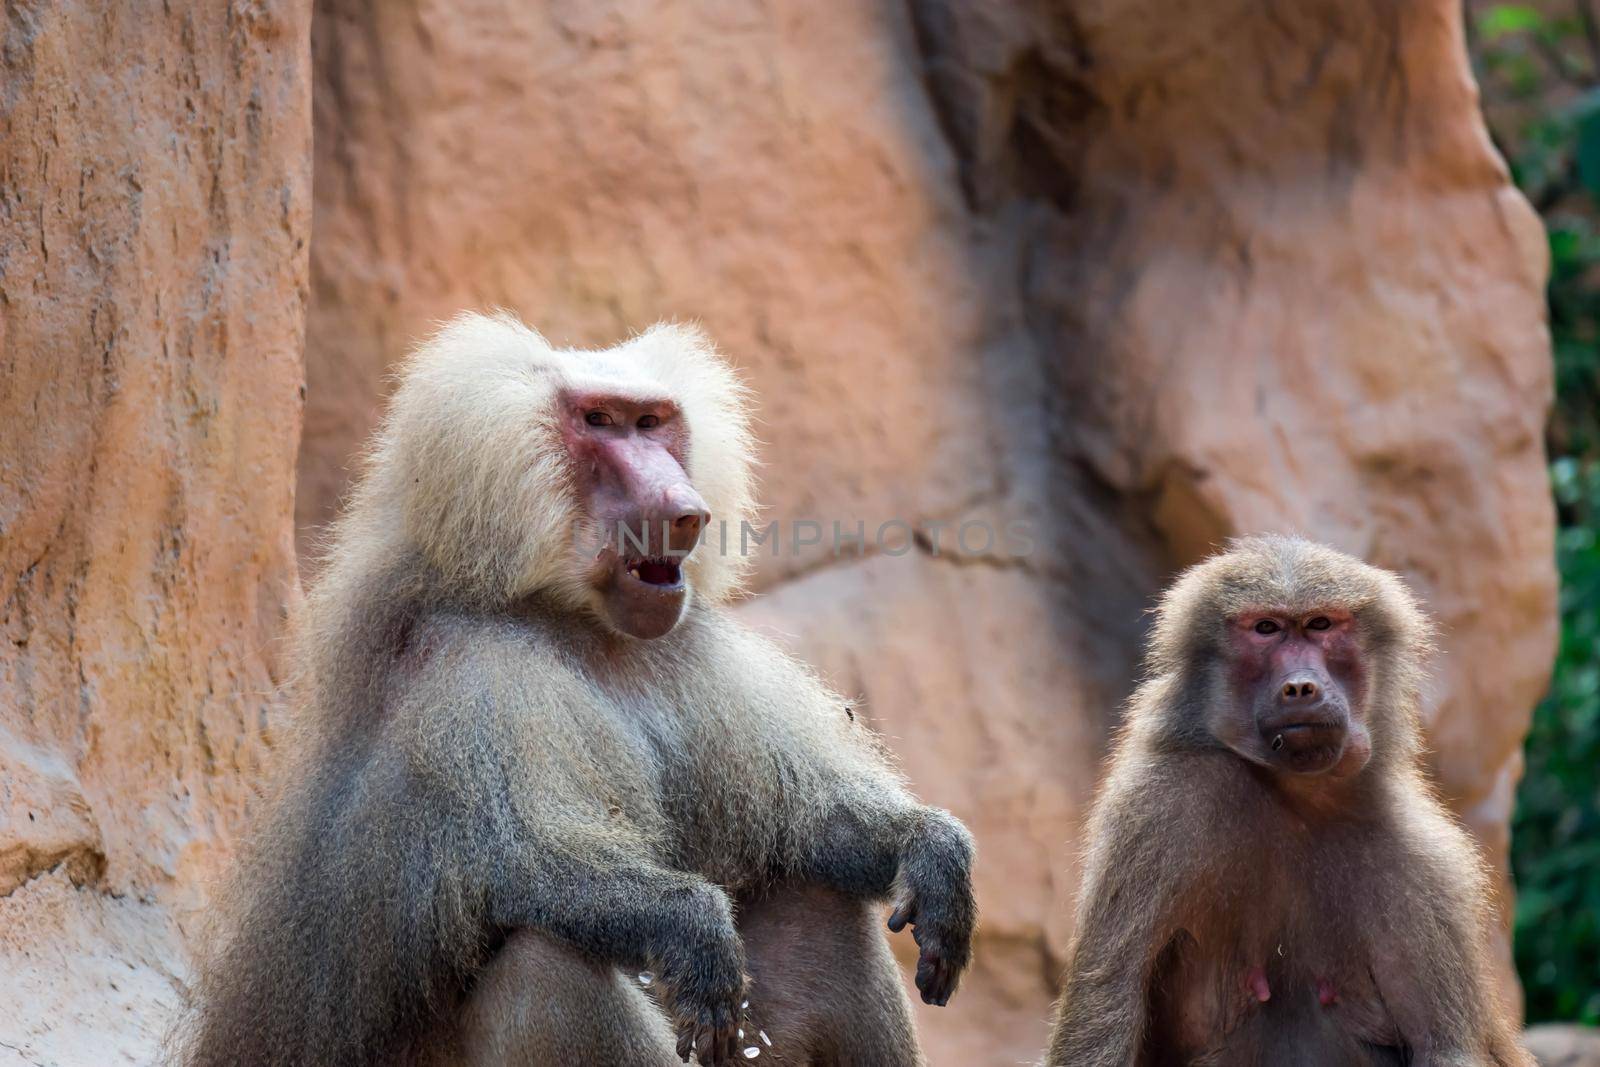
[1527, 1024, 1600, 1067]
[0, 0, 310, 1061]
[0, 0, 1555, 1063]
[909, 0, 1560, 1019]
[301, 1, 1555, 1062]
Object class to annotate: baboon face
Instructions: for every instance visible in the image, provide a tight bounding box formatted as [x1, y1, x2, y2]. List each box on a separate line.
[560, 388, 711, 639]
[382, 317, 753, 625]
[1212, 606, 1372, 778]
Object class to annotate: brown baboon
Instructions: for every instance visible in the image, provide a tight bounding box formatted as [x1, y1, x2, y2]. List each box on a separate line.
[180, 313, 975, 1067]
[1046, 536, 1532, 1067]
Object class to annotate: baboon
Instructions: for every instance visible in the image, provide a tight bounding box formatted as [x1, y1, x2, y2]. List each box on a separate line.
[180, 313, 976, 1067]
[1046, 536, 1532, 1067]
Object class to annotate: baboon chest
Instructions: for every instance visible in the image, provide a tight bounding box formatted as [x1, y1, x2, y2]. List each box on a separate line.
[1147, 878, 1401, 1065]
[596, 684, 785, 876]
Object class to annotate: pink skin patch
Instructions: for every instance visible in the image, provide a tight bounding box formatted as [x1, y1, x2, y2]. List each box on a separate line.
[1239, 968, 1338, 1009]
[1223, 609, 1376, 778]
[556, 390, 710, 640]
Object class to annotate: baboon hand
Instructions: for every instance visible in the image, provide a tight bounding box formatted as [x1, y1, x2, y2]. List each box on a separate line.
[887, 892, 971, 1006]
[887, 816, 976, 1007]
[666, 936, 748, 1066]
[672, 987, 746, 1067]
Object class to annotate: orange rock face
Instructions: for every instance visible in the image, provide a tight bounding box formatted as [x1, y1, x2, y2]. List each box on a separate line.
[0, 1, 310, 1061]
[0, 0, 1555, 1064]
[301, 1, 1555, 1062]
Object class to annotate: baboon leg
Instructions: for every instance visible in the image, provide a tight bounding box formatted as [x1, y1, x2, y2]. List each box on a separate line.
[437, 929, 681, 1067]
[736, 884, 924, 1067]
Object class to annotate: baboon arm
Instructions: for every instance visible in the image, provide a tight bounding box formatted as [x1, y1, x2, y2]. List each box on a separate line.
[1369, 912, 1535, 1067]
[786, 797, 960, 899]
[786, 792, 976, 1005]
[1046, 881, 1167, 1066]
[488, 843, 741, 979]
[1366, 803, 1536, 1067]
[1047, 775, 1198, 1067]
[486, 836, 751, 1060]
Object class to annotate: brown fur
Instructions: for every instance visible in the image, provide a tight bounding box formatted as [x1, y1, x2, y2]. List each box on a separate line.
[176, 313, 975, 1067]
[1046, 536, 1531, 1067]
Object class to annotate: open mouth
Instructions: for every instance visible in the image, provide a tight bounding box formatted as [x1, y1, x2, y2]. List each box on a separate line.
[599, 552, 691, 639]
[624, 557, 683, 588]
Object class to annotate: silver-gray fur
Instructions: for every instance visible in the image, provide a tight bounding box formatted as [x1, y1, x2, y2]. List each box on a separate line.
[177, 313, 976, 1067]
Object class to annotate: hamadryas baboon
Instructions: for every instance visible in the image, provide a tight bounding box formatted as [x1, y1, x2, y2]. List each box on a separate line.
[1046, 536, 1532, 1067]
[181, 312, 976, 1067]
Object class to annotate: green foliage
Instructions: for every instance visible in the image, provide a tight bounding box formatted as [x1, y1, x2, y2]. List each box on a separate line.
[1576, 100, 1600, 200]
[1513, 460, 1600, 1024]
[1481, 4, 1549, 37]
[1470, 0, 1600, 1026]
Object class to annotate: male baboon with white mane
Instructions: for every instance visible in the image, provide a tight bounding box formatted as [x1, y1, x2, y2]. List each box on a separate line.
[181, 313, 976, 1067]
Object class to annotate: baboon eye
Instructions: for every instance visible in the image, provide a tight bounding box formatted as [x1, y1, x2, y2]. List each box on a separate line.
[1253, 619, 1281, 635]
[1306, 616, 1332, 631]
[637, 414, 660, 429]
[585, 411, 613, 427]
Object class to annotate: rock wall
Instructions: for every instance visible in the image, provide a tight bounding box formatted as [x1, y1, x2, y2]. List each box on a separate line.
[1527, 1024, 1600, 1067]
[0, 1, 310, 1062]
[0, 0, 1554, 1064]
[302, 2, 1555, 1063]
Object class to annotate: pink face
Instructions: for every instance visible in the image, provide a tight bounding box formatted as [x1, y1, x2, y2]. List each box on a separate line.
[560, 389, 710, 639]
[1216, 609, 1372, 777]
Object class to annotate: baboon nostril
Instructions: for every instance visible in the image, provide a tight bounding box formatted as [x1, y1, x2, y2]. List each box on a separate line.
[1280, 678, 1319, 701]
[673, 510, 708, 534]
